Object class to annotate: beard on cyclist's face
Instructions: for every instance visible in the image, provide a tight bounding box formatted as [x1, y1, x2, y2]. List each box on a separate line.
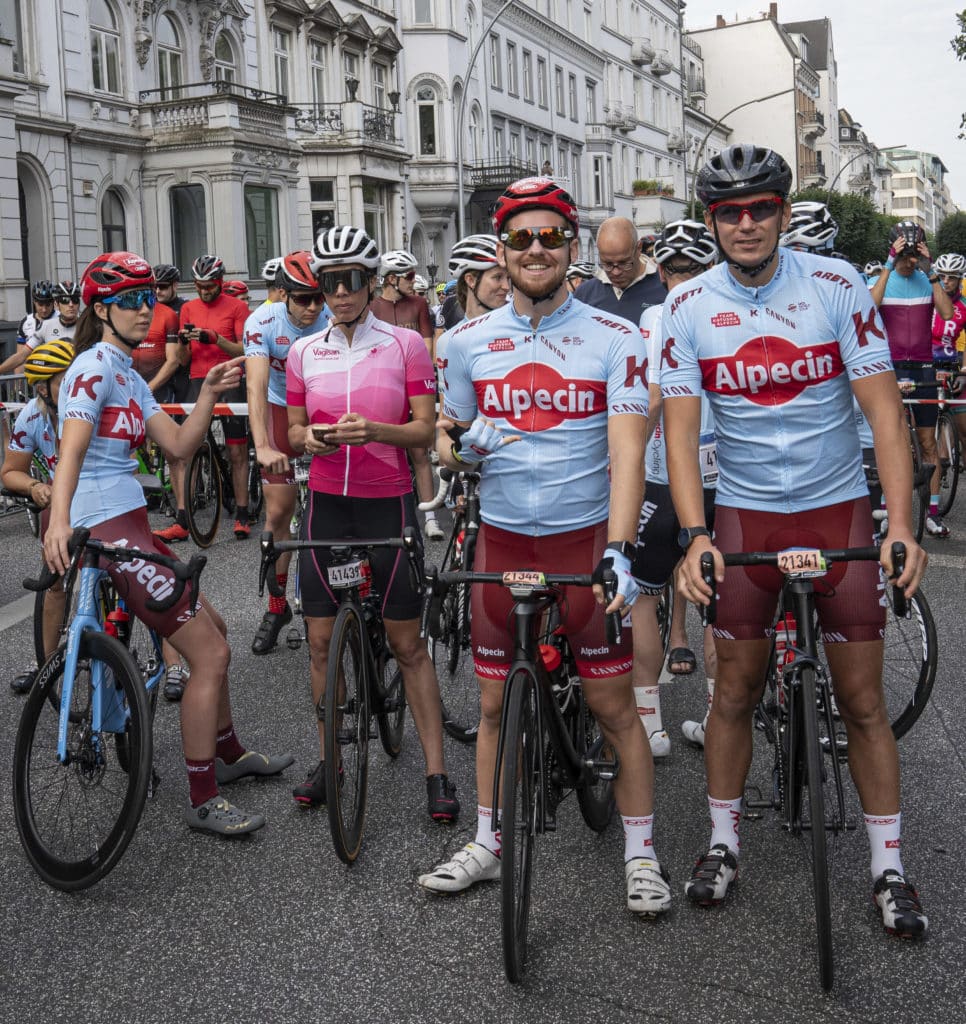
[195, 280, 222, 303]
[500, 211, 575, 303]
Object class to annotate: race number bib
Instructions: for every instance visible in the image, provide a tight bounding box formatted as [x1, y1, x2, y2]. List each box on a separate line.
[699, 431, 718, 487]
[327, 559, 368, 589]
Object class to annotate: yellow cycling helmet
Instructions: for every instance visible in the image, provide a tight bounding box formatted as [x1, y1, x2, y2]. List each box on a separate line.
[24, 340, 75, 385]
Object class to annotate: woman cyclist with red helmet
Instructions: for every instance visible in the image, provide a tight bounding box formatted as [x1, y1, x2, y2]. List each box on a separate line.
[44, 251, 294, 837]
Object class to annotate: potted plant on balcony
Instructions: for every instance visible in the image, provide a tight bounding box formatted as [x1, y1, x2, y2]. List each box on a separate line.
[632, 178, 661, 196]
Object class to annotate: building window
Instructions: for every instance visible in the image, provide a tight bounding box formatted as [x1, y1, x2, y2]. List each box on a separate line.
[522, 50, 533, 103]
[493, 124, 504, 159]
[585, 80, 597, 122]
[157, 15, 183, 99]
[469, 106, 481, 163]
[343, 51, 360, 99]
[214, 33, 236, 84]
[489, 34, 501, 89]
[373, 63, 388, 110]
[1, 0, 25, 73]
[414, 0, 433, 24]
[91, 0, 121, 94]
[537, 57, 547, 107]
[568, 73, 578, 121]
[571, 151, 580, 201]
[417, 85, 438, 155]
[310, 40, 326, 105]
[593, 155, 607, 207]
[362, 180, 388, 251]
[506, 41, 518, 96]
[101, 188, 126, 252]
[310, 180, 336, 239]
[245, 185, 280, 279]
[273, 28, 291, 98]
[554, 67, 565, 116]
[526, 136, 536, 170]
[170, 185, 207, 279]
[510, 131, 520, 162]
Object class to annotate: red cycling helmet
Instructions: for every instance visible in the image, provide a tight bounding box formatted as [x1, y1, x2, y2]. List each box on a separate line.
[278, 251, 320, 292]
[81, 251, 155, 306]
[222, 280, 250, 299]
[492, 177, 579, 234]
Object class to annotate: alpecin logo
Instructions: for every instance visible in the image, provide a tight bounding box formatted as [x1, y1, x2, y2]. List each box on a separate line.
[98, 399, 146, 448]
[700, 336, 844, 406]
[474, 363, 606, 431]
[711, 311, 741, 328]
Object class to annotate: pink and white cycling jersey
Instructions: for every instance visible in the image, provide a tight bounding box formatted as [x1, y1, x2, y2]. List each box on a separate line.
[7, 398, 58, 476]
[59, 342, 161, 526]
[243, 301, 328, 405]
[931, 295, 966, 361]
[441, 294, 649, 534]
[660, 249, 893, 513]
[286, 312, 435, 498]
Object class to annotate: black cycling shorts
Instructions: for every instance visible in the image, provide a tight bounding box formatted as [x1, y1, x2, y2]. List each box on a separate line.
[631, 482, 716, 594]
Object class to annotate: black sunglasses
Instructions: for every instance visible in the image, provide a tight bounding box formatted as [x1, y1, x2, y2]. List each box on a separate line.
[288, 292, 325, 307]
[319, 269, 370, 294]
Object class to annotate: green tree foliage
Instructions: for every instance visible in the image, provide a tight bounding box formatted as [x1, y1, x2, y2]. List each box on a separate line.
[954, 10, 966, 139]
[790, 187, 897, 265]
[935, 211, 966, 255]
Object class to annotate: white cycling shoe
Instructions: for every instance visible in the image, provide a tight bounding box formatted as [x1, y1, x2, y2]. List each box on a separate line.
[417, 842, 500, 894]
[648, 729, 671, 758]
[625, 858, 672, 917]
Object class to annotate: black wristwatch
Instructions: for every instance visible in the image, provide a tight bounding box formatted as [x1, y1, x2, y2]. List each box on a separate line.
[928, 274, 939, 284]
[678, 526, 712, 549]
[606, 541, 637, 560]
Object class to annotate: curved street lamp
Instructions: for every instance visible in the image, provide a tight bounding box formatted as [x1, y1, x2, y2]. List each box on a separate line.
[825, 143, 904, 201]
[688, 88, 794, 217]
[456, 0, 517, 239]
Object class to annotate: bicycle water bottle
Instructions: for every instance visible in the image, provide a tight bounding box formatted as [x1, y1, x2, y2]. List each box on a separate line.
[359, 560, 372, 599]
[454, 529, 465, 563]
[105, 606, 132, 647]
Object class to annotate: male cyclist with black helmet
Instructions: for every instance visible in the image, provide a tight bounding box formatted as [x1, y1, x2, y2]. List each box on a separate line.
[154, 264, 191, 402]
[662, 143, 929, 939]
[17, 281, 58, 348]
[155, 254, 251, 543]
[419, 177, 668, 918]
[245, 251, 329, 655]
[0, 282, 80, 378]
[871, 220, 955, 537]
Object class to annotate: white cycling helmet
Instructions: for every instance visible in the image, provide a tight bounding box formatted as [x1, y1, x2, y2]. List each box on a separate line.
[412, 274, 429, 293]
[261, 256, 283, 284]
[863, 260, 883, 276]
[379, 250, 418, 276]
[191, 254, 225, 281]
[312, 226, 381, 270]
[654, 220, 718, 266]
[448, 234, 500, 280]
[780, 201, 838, 250]
[934, 252, 966, 276]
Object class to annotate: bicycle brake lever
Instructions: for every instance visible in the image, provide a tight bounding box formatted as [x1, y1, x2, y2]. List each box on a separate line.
[890, 541, 908, 618]
[259, 531, 282, 597]
[602, 569, 622, 645]
[700, 552, 717, 627]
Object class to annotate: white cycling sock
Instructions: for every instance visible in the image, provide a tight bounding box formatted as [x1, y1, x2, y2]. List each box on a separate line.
[708, 795, 742, 854]
[865, 811, 904, 879]
[622, 813, 656, 862]
[424, 510, 438, 524]
[633, 685, 664, 735]
[475, 805, 501, 855]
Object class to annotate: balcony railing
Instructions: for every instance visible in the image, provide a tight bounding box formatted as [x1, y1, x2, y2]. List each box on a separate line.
[293, 102, 345, 135]
[683, 35, 702, 58]
[138, 80, 289, 136]
[361, 103, 396, 143]
[138, 80, 287, 106]
[470, 158, 538, 188]
[686, 72, 706, 97]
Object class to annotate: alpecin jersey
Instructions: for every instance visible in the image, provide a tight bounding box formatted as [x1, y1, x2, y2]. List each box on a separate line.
[441, 294, 649, 535]
[660, 249, 893, 514]
[7, 398, 58, 476]
[243, 301, 328, 405]
[59, 342, 161, 526]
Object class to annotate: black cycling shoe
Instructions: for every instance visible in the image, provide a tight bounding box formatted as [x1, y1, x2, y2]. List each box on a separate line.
[685, 843, 738, 906]
[252, 605, 293, 655]
[426, 774, 460, 823]
[10, 669, 37, 695]
[293, 761, 326, 808]
[873, 870, 929, 939]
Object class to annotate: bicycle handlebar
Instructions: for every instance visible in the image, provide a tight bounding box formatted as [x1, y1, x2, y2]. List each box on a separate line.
[24, 527, 207, 615]
[699, 542, 907, 626]
[1, 486, 42, 514]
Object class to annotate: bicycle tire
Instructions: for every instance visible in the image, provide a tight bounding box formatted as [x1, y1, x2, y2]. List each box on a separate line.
[13, 631, 152, 891]
[26, 458, 48, 538]
[657, 579, 673, 659]
[574, 687, 616, 832]
[247, 446, 264, 523]
[324, 603, 370, 864]
[432, 584, 480, 743]
[800, 666, 834, 991]
[907, 419, 927, 543]
[884, 589, 938, 741]
[500, 669, 540, 984]
[376, 650, 407, 758]
[185, 441, 223, 548]
[935, 411, 960, 517]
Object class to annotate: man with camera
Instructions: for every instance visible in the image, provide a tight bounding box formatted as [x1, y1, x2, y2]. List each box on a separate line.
[870, 221, 956, 537]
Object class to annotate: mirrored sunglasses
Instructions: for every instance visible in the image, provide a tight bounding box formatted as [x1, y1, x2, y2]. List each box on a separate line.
[500, 226, 574, 251]
[709, 197, 784, 226]
[102, 289, 156, 310]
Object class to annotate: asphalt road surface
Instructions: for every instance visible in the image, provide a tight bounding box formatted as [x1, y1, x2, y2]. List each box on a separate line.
[0, 493, 963, 1023]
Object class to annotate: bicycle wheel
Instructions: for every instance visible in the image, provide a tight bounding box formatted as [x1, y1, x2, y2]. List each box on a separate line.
[26, 459, 48, 538]
[13, 631, 152, 891]
[657, 579, 673, 659]
[247, 447, 264, 523]
[185, 441, 223, 548]
[800, 666, 833, 991]
[936, 411, 960, 516]
[574, 686, 616, 832]
[883, 589, 938, 741]
[376, 649, 407, 758]
[500, 670, 540, 984]
[431, 584, 480, 743]
[324, 603, 370, 864]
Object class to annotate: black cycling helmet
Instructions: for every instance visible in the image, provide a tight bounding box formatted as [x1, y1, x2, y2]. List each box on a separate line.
[191, 254, 225, 281]
[889, 220, 926, 252]
[52, 280, 82, 303]
[153, 263, 181, 284]
[32, 280, 55, 301]
[696, 143, 792, 205]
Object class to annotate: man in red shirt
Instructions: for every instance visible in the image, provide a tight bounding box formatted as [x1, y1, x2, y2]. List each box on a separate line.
[133, 299, 183, 399]
[370, 249, 442, 538]
[155, 254, 252, 541]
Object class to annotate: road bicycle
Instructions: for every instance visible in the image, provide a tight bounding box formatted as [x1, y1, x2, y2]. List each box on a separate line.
[281, 454, 312, 650]
[703, 542, 908, 992]
[184, 419, 264, 546]
[419, 467, 481, 743]
[423, 565, 620, 983]
[259, 528, 420, 864]
[12, 528, 205, 891]
[933, 366, 962, 516]
[133, 441, 175, 519]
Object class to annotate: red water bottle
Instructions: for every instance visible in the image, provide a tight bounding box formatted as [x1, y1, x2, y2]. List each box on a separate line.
[454, 529, 465, 563]
[105, 606, 131, 646]
[359, 560, 372, 599]
[773, 613, 796, 708]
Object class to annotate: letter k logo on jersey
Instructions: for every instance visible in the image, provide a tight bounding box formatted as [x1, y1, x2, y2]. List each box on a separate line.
[624, 355, 648, 388]
[851, 308, 886, 348]
[70, 373, 103, 401]
[661, 336, 678, 370]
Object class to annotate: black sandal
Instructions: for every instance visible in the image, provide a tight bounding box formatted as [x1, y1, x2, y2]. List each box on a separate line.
[667, 647, 697, 675]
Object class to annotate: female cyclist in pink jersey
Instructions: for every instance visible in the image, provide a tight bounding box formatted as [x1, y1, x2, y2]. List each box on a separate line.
[285, 226, 459, 822]
[44, 251, 294, 837]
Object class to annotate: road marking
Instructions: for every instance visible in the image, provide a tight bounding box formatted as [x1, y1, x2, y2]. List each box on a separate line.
[926, 553, 966, 570]
[0, 594, 34, 632]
